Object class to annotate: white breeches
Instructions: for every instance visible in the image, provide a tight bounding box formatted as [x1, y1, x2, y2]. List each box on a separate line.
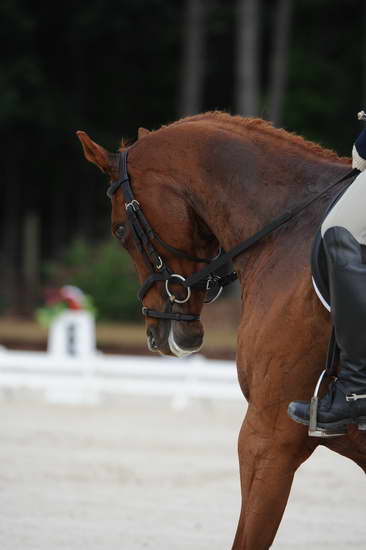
[321, 170, 366, 245]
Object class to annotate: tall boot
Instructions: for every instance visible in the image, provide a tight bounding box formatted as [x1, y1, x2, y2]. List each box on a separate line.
[288, 226, 366, 435]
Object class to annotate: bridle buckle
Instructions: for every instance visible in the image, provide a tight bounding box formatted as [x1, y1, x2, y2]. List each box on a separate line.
[125, 199, 140, 211]
[205, 275, 223, 304]
[155, 256, 163, 270]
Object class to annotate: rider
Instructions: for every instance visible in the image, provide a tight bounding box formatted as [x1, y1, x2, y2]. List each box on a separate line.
[288, 113, 366, 436]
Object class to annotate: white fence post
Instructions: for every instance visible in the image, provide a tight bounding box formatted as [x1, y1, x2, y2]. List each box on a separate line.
[48, 311, 96, 357]
[46, 311, 100, 404]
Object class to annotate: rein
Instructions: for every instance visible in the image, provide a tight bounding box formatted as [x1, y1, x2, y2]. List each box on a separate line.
[108, 149, 358, 322]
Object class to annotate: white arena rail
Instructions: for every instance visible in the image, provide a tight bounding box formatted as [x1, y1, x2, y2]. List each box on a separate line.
[0, 347, 241, 407]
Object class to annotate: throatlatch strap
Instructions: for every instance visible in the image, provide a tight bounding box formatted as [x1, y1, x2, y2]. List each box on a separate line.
[153, 233, 212, 264]
[106, 150, 130, 198]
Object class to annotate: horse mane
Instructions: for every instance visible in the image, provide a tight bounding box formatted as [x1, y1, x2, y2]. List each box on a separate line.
[163, 111, 350, 165]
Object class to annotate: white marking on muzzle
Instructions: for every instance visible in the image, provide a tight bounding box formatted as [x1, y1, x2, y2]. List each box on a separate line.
[168, 326, 201, 358]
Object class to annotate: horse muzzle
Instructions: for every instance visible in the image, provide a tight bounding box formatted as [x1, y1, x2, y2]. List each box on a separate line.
[146, 319, 203, 358]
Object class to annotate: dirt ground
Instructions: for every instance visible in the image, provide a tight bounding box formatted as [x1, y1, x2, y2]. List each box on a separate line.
[1, 394, 366, 550]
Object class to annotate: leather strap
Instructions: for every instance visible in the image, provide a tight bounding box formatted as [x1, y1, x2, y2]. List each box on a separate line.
[185, 169, 359, 290]
[141, 307, 199, 322]
[138, 270, 171, 301]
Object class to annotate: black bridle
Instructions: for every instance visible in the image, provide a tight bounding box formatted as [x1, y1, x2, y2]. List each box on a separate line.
[108, 149, 358, 323]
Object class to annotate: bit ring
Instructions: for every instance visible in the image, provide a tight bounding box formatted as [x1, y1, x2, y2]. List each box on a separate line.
[165, 274, 191, 304]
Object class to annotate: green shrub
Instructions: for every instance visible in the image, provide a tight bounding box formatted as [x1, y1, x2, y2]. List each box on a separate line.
[43, 238, 141, 322]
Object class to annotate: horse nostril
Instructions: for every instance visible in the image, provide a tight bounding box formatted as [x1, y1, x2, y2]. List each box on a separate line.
[147, 327, 158, 350]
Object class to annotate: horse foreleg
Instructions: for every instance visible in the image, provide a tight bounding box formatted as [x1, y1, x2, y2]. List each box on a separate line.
[232, 408, 314, 550]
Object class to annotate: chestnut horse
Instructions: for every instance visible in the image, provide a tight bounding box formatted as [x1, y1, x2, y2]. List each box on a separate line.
[77, 112, 366, 549]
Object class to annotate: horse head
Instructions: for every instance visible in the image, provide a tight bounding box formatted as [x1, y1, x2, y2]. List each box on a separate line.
[77, 129, 220, 357]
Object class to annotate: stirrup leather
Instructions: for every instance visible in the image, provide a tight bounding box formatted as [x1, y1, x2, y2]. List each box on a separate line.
[308, 328, 345, 438]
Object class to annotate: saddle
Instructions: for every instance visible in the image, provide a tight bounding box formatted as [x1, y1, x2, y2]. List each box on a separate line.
[311, 231, 331, 311]
[311, 187, 351, 311]
[312, 228, 366, 312]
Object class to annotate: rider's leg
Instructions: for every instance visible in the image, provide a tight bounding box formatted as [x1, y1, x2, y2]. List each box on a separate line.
[321, 170, 366, 244]
[288, 171, 366, 434]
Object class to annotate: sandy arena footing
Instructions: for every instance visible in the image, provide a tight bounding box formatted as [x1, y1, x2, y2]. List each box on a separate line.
[0, 394, 365, 549]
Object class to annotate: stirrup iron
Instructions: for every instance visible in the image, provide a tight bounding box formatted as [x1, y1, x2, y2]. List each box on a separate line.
[308, 370, 345, 438]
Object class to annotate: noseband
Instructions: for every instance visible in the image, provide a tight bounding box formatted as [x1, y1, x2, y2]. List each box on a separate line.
[107, 149, 358, 323]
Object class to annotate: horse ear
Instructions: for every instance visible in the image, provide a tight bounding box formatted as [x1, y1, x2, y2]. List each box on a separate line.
[138, 127, 150, 139]
[76, 131, 117, 175]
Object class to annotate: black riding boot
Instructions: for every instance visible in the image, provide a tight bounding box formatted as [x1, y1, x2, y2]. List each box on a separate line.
[288, 226, 366, 435]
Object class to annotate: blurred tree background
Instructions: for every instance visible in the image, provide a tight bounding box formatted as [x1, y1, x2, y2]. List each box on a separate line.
[1, 0, 365, 320]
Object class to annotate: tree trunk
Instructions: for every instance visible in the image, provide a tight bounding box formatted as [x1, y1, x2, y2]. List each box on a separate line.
[179, 0, 207, 117]
[268, 0, 292, 126]
[235, 0, 260, 116]
[22, 211, 40, 314]
[0, 145, 23, 313]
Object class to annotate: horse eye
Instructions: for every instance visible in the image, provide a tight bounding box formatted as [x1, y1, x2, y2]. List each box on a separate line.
[114, 224, 125, 240]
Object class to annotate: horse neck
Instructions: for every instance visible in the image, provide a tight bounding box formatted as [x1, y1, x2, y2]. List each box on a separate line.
[188, 149, 351, 271]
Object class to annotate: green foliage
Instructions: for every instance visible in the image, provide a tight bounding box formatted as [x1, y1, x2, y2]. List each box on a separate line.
[44, 238, 141, 322]
[35, 302, 67, 328]
[35, 294, 97, 328]
[283, 0, 363, 155]
[2, 0, 366, 316]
